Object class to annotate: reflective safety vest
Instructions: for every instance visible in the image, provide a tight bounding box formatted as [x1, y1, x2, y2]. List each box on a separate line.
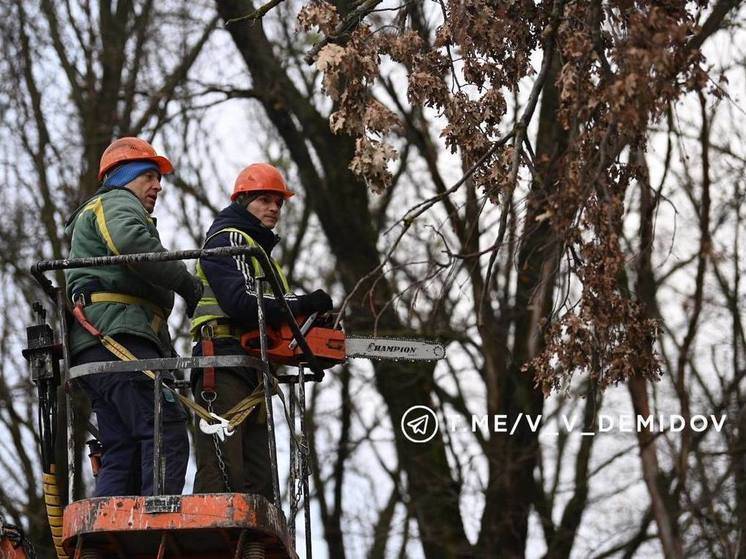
[190, 227, 291, 336]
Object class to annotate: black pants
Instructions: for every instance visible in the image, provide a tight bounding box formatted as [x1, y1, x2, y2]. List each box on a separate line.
[192, 341, 272, 498]
[75, 335, 189, 496]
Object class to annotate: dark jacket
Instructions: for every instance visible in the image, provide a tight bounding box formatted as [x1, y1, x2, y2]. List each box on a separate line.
[195, 202, 308, 332]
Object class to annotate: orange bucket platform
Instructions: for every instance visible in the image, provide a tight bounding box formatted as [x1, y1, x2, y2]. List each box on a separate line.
[62, 494, 298, 558]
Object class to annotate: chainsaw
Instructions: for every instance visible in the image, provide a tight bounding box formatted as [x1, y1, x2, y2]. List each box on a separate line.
[200, 314, 446, 439]
[240, 312, 446, 368]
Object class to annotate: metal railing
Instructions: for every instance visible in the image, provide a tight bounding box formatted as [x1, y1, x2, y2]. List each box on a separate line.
[27, 247, 321, 556]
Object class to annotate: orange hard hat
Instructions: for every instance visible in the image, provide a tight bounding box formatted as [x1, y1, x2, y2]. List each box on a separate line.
[231, 163, 294, 201]
[97, 137, 174, 181]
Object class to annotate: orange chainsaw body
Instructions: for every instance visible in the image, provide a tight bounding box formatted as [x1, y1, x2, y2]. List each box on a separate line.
[240, 317, 346, 367]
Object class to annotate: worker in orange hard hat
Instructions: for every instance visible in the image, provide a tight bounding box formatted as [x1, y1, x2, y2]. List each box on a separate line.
[64, 137, 202, 497]
[230, 162, 295, 202]
[190, 163, 333, 496]
[97, 136, 174, 181]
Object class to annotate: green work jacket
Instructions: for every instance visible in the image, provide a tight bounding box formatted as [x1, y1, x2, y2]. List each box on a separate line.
[64, 188, 191, 356]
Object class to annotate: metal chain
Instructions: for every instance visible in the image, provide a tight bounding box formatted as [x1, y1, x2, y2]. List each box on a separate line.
[298, 364, 313, 559]
[203, 393, 233, 493]
[288, 384, 301, 537]
[291, 443, 304, 524]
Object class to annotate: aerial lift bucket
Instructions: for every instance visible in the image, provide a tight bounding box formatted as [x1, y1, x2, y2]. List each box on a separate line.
[25, 247, 327, 559]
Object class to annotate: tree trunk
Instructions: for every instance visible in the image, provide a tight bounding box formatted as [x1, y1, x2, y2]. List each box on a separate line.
[630, 151, 682, 559]
[476, 52, 565, 558]
[215, 1, 471, 555]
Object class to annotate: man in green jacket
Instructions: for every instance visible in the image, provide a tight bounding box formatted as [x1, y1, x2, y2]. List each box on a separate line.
[64, 137, 202, 497]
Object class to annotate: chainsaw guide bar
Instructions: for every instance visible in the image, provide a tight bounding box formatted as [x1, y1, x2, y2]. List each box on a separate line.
[345, 336, 446, 361]
[240, 315, 446, 368]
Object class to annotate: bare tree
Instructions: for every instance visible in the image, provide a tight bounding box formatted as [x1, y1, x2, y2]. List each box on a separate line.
[0, 1, 744, 558]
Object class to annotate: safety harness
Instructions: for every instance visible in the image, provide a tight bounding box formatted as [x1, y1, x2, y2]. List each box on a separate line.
[191, 227, 290, 396]
[71, 295, 267, 432]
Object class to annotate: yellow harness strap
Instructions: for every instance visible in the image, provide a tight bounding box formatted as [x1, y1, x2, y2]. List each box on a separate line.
[99, 334, 267, 426]
[72, 301, 267, 429]
[99, 335, 215, 422]
[192, 321, 247, 341]
[88, 292, 166, 319]
[86, 291, 165, 334]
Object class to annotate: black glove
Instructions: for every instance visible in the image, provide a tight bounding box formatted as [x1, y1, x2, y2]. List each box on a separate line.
[300, 289, 333, 315]
[178, 274, 204, 318]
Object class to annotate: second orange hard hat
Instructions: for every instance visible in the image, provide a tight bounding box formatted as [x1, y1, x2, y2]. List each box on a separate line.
[231, 163, 295, 201]
[98, 137, 174, 181]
